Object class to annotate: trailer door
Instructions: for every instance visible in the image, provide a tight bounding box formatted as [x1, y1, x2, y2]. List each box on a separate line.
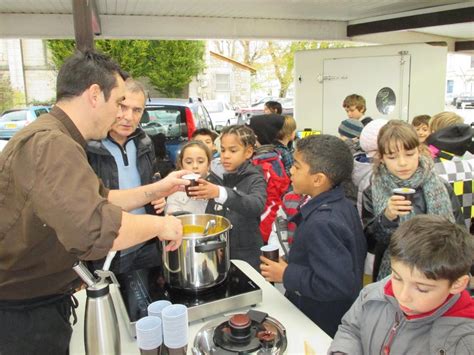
[321, 53, 411, 134]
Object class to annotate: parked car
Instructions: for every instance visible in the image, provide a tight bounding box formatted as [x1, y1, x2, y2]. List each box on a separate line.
[454, 93, 474, 109]
[203, 100, 237, 131]
[141, 98, 214, 163]
[0, 106, 50, 139]
[237, 98, 294, 124]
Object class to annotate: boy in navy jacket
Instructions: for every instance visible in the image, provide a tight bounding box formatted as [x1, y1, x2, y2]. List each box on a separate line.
[260, 135, 367, 337]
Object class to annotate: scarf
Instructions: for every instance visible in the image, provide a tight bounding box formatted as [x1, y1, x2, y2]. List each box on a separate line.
[372, 155, 455, 280]
[372, 155, 454, 223]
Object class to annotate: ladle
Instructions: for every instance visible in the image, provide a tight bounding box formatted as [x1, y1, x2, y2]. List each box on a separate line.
[202, 219, 216, 236]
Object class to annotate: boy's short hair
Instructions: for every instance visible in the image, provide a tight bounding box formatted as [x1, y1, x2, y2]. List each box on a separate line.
[342, 94, 366, 113]
[265, 101, 283, 114]
[411, 114, 430, 127]
[296, 134, 353, 186]
[191, 128, 218, 142]
[390, 215, 474, 284]
[276, 115, 297, 140]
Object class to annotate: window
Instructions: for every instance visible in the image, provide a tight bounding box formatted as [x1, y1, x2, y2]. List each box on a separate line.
[215, 74, 230, 91]
[446, 80, 454, 94]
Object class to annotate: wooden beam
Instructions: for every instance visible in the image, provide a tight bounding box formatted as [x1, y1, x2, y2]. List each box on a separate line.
[72, 0, 99, 52]
[347, 7, 474, 37]
[455, 40, 474, 52]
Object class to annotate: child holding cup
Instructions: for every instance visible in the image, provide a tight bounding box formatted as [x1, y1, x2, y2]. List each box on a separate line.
[362, 120, 464, 282]
[165, 140, 222, 215]
[259, 135, 367, 337]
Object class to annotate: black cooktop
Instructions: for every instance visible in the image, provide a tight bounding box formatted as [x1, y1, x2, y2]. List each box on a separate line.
[116, 262, 260, 323]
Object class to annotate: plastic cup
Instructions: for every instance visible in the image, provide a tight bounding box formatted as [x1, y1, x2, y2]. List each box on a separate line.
[136, 316, 162, 352]
[161, 304, 188, 350]
[261, 244, 279, 262]
[392, 187, 416, 203]
[147, 300, 172, 319]
[183, 173, 200, 197]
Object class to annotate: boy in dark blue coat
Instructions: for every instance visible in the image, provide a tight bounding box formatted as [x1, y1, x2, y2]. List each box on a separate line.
[260, 134, 367, 337]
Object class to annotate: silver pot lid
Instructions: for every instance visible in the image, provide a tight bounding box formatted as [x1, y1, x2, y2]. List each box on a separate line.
[192, 310, 287, 354]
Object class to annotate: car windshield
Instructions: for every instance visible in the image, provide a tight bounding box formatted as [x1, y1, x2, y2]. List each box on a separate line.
[204, 101, 224, 113]
[1, 111, 28, 122]
[142, 107, 183, 138]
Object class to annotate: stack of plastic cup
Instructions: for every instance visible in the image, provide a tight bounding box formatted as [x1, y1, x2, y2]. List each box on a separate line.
[135, 316, 162, 354]
[161, 304, 188, 354]
[147, 300, 172, 320]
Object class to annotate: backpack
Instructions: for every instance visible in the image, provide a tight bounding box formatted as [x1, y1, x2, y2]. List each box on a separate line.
[252, 149, 291, 243]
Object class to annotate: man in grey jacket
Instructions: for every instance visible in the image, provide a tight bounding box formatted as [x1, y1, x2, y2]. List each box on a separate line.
[329, 215, 474, 355]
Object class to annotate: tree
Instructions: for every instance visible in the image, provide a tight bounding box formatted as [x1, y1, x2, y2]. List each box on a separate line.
[46, 39, 205, 97]
[146, 40, 205, 97]
[211, 40, 354, 98]
[0, 75, 14, 112]
[266, 41, 354, 97]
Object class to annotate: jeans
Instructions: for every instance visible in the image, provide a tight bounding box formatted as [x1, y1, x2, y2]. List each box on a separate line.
[0, 293, 77, 355]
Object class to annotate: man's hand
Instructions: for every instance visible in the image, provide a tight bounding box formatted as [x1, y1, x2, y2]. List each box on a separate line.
[384, 195, 412, 221]
[157, 215, 183, 251]
[260, 256, 287, 283]
[188, 179, 220, 200]
[152, 170, 191, 198]
[151, 197, 166, 214]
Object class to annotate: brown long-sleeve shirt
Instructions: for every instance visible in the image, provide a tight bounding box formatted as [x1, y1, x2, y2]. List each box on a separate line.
[0, 106, 122, 300]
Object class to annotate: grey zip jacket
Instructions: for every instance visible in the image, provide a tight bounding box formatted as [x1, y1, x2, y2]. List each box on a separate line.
[328, 278, 474, 355]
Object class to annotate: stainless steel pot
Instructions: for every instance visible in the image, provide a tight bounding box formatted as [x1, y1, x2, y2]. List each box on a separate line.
[162, 214, 231, 291]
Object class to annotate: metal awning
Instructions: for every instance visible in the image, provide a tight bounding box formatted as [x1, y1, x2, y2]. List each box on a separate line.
[0, 0, 472, 52]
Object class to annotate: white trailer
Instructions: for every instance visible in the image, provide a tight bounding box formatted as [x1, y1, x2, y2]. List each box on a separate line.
[294, 42, 447, 135]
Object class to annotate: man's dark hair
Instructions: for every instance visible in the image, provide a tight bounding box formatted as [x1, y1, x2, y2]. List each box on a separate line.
[390, 215, 473, 284]
[56, 50, 128, 102]
[191, 128, 218, 142]
[265, 101, 283, 114]
[296, 134, 353, 186]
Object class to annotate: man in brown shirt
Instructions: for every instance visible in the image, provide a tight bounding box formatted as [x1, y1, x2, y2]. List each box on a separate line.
[0, 51, 189, 354]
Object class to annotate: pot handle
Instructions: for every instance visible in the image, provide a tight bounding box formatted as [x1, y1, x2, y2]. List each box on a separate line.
[194, 240, 226, 253]
[170, 211, 191, 216]
[163, 246, 181, 273]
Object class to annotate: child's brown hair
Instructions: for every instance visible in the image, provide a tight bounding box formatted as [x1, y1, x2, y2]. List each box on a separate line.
[342, 94, 366, 113]
[390, 215, 473, 284]
[411, 114, 430, 127]
[377, 120, 420, 157]
[176, 140, 212, 169]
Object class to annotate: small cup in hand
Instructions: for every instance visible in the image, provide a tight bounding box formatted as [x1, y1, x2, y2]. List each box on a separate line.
[261, 244, 279, 263]
[183, 174, 200, 197]
[392, 187, 416, 203]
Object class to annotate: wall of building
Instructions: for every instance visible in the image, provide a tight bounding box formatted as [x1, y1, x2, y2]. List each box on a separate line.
[0, 39, 56, 106]
[189, 52, 252, 107]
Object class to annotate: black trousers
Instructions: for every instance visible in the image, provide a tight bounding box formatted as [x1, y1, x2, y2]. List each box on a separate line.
[0, 293, 77, 355]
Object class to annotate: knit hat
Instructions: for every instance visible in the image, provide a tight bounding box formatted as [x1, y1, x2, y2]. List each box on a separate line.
[247, 114, 285, 145]
[338, 119, 364, 139]
[426, 123, 473, 156]
[360, 119, 389, 156]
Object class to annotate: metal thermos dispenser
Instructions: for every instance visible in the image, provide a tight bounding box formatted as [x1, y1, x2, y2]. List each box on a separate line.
[73, 262, 121, 355]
